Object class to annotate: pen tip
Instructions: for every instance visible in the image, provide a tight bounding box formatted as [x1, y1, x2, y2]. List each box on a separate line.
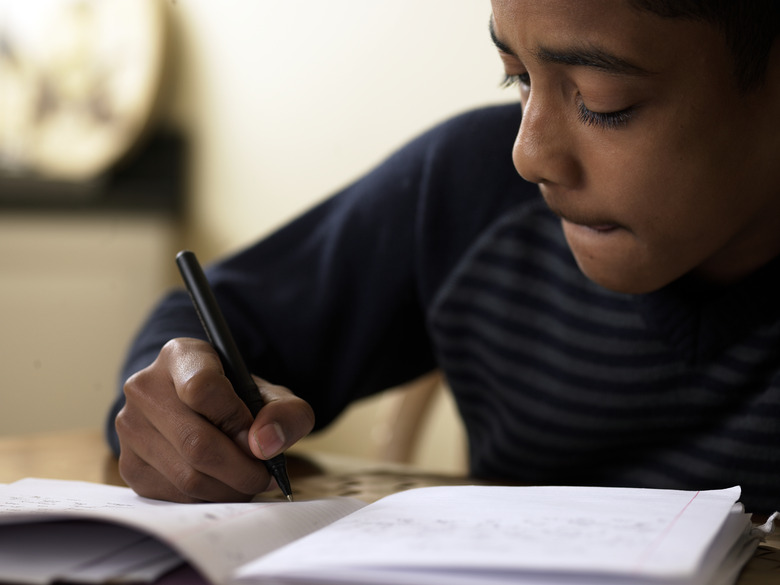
[286, 494, 294, 503]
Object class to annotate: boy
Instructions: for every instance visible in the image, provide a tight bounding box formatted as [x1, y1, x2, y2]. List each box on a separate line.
[108, 0, 780, 512]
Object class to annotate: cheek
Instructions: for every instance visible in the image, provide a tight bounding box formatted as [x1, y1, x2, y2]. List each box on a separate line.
[578, 117, 715, 239]
[572, 136, 713, 280]
[577, 135, 663, 223]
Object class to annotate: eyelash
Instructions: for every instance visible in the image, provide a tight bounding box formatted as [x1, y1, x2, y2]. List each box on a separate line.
[501, 73, 530, 89]
[501, 73, 635, 130]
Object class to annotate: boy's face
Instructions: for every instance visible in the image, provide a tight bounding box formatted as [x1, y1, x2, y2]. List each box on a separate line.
[491, 0, 780, 294]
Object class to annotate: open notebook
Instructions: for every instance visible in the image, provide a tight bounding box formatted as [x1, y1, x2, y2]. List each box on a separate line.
[0, 478, 774, 585]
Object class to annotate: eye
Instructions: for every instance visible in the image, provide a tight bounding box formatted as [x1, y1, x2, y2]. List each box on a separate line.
[576, 95, 634, 130]
[501, 72, 530, 90]
[502, 74, 636, 130]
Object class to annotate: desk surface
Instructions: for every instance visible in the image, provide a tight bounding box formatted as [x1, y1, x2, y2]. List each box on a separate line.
[1, 428, 778, 585]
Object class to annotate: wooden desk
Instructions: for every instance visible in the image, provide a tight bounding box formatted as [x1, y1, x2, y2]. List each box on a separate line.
[0, 428, 124, 486]
[1, 429, 778, 584]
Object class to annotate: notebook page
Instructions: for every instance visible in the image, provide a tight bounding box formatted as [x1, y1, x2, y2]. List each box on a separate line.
[0, 478, 366, 585]
[689, 506, 758, 585]
[236, 485, 742, 585]
[0, 520, 148, 585]
[60, 536, 184, 584]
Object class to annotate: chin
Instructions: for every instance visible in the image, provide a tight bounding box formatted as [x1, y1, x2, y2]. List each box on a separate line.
[574, 258, 672, 295]
[562, 222, 677, 295]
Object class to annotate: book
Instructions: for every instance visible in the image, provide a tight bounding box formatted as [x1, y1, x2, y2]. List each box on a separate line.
[0, 478, 774, 585]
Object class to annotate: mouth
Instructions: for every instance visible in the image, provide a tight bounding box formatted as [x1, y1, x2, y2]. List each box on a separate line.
[548, 205, 621, 234]
[545, 196, 622, 235]
[570, 221, 620, 234]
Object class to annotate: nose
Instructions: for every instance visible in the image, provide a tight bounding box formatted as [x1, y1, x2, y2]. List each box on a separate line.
[512, 93, 581, 188]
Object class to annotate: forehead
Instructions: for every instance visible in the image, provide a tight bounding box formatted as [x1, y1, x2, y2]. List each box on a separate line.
[489, 0, 727, 74]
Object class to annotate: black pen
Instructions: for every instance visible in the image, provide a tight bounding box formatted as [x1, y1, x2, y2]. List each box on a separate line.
[175, 249, 293, 502]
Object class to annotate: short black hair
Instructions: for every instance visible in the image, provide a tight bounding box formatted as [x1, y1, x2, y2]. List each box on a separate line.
[630, 0, 780, 91]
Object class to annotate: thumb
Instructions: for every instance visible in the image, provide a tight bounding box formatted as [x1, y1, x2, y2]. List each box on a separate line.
[247, 377, 315, 460]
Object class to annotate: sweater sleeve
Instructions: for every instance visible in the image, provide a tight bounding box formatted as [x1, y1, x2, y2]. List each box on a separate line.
[107, 118, 436, 456]
[105, 103, 527, 456]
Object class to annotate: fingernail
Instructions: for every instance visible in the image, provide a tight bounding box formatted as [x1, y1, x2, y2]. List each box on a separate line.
[235, 430, 251, 454]
[254, 423, 285, 459]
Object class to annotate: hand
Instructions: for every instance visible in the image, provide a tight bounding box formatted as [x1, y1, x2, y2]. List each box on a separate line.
[114, 338, 315, 503]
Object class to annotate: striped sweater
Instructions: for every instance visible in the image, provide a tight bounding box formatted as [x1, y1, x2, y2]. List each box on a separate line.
[109, 104, 780, 512]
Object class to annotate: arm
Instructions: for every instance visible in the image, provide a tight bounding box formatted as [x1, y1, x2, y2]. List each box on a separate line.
[107, 103, 528, 502]
[107, 120, 439, 501]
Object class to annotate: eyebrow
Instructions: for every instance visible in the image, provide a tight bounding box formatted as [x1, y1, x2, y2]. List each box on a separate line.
[488, 18, 654, 77]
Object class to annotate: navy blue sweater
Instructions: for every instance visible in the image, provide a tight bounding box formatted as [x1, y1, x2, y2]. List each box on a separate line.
[108, 104, 780, 513]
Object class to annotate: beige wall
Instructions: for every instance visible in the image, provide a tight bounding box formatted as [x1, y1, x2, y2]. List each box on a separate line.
[0, 214, 178, 436]
[163, 0, 512, 258]
[3, 1, 513, 471]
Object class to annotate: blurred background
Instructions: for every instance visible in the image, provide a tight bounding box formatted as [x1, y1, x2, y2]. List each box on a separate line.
[0, 0, 511, 472]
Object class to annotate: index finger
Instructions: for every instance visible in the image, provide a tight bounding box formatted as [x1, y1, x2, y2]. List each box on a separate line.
[165, 338, 255, 445]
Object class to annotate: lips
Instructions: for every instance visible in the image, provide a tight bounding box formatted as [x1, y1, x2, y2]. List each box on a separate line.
[581, 223, 619, 233]
[547, 204, 621, 233]
[541, 189, 622, 233]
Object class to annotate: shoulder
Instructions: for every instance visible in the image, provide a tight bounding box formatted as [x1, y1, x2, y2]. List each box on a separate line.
[416, 103, 535, 221]
[426, 102, 524, 142]
[409, 103, 524, 169]
[411, 104, 541, 300]
[361, 103, 525, 189]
